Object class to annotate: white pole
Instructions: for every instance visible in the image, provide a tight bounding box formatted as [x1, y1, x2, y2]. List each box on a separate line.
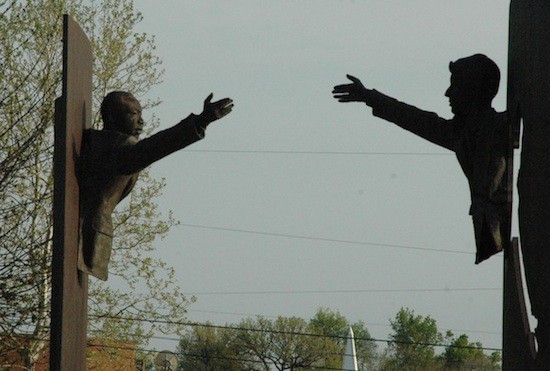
[342, 327, 359, 371]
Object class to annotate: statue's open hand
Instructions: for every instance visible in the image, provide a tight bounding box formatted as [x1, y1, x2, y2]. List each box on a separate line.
[200, 93, 234, 125]
[332, 75, 373, 104]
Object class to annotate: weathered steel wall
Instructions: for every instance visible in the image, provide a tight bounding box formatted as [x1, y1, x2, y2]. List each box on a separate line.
[507, 0, 550, 368]
[50, 14, 92, 370]
[503, 239, 536, 369]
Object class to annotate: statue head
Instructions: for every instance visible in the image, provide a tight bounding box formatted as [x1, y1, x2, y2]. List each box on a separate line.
[100, 91, 144, 137]
[445, 54, 500, 115]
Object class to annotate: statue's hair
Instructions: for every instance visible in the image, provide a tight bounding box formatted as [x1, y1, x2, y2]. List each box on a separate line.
[449, 54, 500, 102]
[100, 91, 134, 129]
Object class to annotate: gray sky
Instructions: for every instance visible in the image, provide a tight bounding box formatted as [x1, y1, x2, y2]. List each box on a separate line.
[130, 0, 514, 352]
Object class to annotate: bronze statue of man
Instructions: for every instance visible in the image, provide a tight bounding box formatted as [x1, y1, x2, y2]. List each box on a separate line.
[333, 54, 509, 264]
[78, 92, 233, 280]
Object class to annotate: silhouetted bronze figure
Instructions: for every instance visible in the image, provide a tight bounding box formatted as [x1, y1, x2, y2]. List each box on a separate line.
[333, 54, 509, 264]
[78, 92, 233, 280]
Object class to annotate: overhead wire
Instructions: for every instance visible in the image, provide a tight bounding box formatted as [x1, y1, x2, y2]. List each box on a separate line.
[180, 223, 488, 256]
[89, 313, 503, 352]
[184, 149, 521, 156]
[6, 332, 499, 370]
[185, 149, 455, 156]
[7, 334, 360, 371]
[88, 335, 495, 369]
[184, 308, 502, 336]
[182, 287, 501, 295]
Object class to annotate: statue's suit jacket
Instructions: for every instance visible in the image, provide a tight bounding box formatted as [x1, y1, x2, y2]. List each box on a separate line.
[369, 91, 510, 263]
[79, 115, 205, 280]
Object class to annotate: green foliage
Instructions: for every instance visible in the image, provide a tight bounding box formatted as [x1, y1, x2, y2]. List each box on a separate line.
[352, 320, 378, 370]
[176, 308, 500, 371]
[177, 310, 377, 371]
[384, 307, 443, 369]
[381, 308, 501, 370]
[309, 307, 377, 370]
[438, 331, 501, 370]
[178, 323, 243, 371]
[234, 316, 327, 371]
[0, 0, 188, 367]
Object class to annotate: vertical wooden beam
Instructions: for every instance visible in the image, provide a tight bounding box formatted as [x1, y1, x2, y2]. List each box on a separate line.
[50, 15, 92, 370]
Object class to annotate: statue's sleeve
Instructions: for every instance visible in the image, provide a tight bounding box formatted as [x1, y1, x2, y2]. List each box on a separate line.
[114, 113, 205, 175]
[369, 90, 455, 151]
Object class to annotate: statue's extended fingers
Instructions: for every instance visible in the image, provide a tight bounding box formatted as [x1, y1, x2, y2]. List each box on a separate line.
[204, 93, 214, 104]
[346, 74, 361, 84]
[224, 102, 234, 110]
[337, 97, 357, 102]
[213, 97, 233, 107]
[213, 101, 234, 118]
[332, 93, 347, 99]
[332, 84, 355, 93]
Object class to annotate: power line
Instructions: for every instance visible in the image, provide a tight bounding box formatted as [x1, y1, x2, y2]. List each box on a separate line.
[89, 314, 503, 352]
[185, 308, 502, 336]
[89, 331, 495, 367]
[185, 149, 521, 157]
[86, 339, 502, 370]
[87, 341, 364, 371]
[186, 149, 455, 156]
[88, 331, 366, 363]
[7, 333, 499, 370]
[180, 223, 482, 256]
[14, 335, 359, 371]
[13, 326, 502, 359]
[183, 287, 501, 296]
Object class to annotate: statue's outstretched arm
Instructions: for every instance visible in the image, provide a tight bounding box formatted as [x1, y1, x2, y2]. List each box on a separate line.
[116, 94, 233, 174]
[333, 75, 455, 151]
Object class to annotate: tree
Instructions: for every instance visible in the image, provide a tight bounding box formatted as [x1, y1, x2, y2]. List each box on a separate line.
[382, 308, 501, 370]
[351, 320, 378, 371]
[177, 323, 243, 371]
[176, 309, 500, 371]
[308, 307, 349, 368]
[384, 307, 443, 369]
[309, 307, 377, 370]
[234, 316, 327, 371]
[439, 331, 501, 370]
[176, 311, 377, 371]
[0, 0, 191, 368]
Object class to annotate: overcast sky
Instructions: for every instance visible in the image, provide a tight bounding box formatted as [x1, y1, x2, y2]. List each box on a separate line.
[129, 0, 514, 352]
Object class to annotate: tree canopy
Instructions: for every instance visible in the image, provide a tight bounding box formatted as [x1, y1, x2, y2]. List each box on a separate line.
[0, 0, 191, 367]
[176, 307, 500, 370]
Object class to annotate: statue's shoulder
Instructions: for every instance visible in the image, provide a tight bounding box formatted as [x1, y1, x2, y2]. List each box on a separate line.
[496, 110, 507, 121]
[475, 109, 507, 128]
[83, 130, 138, 165]
[86, 129, 137, 149]
[492, 110, 508, 131]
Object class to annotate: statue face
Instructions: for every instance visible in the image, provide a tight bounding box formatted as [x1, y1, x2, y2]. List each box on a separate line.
[445, 74, 477, 115]
[114, 95, 144, 137]
[445, 73, 471, 115]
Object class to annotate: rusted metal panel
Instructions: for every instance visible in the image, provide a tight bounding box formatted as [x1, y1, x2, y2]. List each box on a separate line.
[50, 14, 92, 370]
[505, 0, 550, 367]
[503, 238, 536, 369]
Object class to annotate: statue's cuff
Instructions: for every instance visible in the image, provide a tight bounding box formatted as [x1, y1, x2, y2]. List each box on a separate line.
[194, 124, 206, 139]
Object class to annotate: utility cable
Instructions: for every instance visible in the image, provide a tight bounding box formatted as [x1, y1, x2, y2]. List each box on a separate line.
[89, 313, 503, 352]
[186, 149, 455, 156]
[183, 287, 501, 296]
[184, 308, 502, 336]
[185, 149, 522, 157]
[180, 223, 481, 256]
